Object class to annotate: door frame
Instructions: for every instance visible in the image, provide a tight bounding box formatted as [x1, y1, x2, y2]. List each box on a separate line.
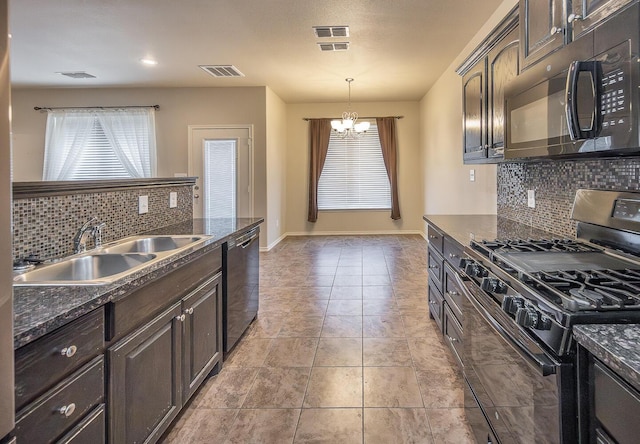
[187, 124, 254, 218]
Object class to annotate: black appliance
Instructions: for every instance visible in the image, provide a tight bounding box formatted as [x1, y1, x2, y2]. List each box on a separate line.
[504, 2, 639, 160]
[222, 227, 259, 356]
[0, 1, 15, 443]
[459, 189, 640, 443]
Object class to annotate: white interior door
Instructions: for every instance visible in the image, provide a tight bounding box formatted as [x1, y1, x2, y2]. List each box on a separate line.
[189, 126, 253, 219]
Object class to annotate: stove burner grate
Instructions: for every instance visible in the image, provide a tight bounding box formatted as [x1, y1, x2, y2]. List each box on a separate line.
[480, 238, 600, 254]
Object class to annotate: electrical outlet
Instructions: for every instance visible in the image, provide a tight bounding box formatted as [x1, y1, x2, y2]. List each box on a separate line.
[139, 195, 149, 214]
[527, 190, 536, 208]
[169, 192, 177, 208]
[469, 169, 475, 182]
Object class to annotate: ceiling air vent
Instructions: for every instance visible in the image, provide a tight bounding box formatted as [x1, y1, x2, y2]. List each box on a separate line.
[313, 26, 350, 38]
[318, 42, 350, 52]
[199, 65, 245, 78]
[57, 71, 96, 79]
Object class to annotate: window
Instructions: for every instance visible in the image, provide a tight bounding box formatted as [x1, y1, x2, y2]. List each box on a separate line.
[317, 122, 391, 210]
[203, 139, 237, 218]
[42, 108, 157, 181]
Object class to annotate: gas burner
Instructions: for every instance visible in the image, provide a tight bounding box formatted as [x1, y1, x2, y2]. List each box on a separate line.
[480, 238, 600, 254]
[528, 269, 640, 311]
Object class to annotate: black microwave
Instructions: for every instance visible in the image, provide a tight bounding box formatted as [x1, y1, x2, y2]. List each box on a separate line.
[504, 2, 639, 160]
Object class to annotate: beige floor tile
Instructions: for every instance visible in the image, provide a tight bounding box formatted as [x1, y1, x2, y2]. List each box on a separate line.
[425, 408, 476, 444]
[321, 315, 363, 337]
[192, 367, 259, 409]
[279, 315, 324, 337]
[332, 274, 363, 286]
[407, 337, 456, 370]
[363, 275, 391, 286]
[363, 298, 399, 316]
[297, 287, 332, 299]
[314, 337, 363, 366]
[264, 338, 319, 367]
[308, 266, 337, 276]
[362, 285, 394, 299]
[287, 299, 329, 316]
[363, 265, 390, 275]
[225, 409, 300, 444]
[294, 408, 363, 444]
[415, 368, 465, 408]
[364, 367, 423, 407]
[244, 315, 284, 339]
[304, 274, 335, 287]
[403, 315, 442, 338]
[303, 367, 363, 407]
[224, 338, 273, 367]
[363, 338, 412, 367]
[363, 315, 405, 338]
[336, 266, 363, 276]
[160, 408, 238, 443]
[242, 367, 311, 408]
[331, 286, 364, 299]
[363, 408, 433, 444]
[326, 299, 363, 315]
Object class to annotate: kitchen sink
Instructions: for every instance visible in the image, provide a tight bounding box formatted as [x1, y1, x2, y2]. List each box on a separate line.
[100, 236, 204, 254]
[13, 253, 157, 285]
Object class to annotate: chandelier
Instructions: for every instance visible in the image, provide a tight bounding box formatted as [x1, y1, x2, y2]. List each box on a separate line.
[331, 78, 370, 139]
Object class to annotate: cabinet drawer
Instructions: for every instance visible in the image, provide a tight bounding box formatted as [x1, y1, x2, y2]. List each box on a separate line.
[57, 404, 105, 444]
[443, 237, 463, 269]
[428, 247, 444, 293]
[428, 280, 444, 333]
[107, 246, 221, 341]
[15, 308, 104, 410]
[444, 263, 464, 324]
[16, 355, 104, 444]
[427, 225, 444, 253]
[444, 304, 463, 370]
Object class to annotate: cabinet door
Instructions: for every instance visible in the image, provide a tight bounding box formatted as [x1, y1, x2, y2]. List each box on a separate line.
[521, 0, 565, 68]
[487, 26, 519, 159]
[182, 273, 222, 402]
[570, 0, 634, 40]
[108, 303, 182, 444]
[462, 59, 487, 162]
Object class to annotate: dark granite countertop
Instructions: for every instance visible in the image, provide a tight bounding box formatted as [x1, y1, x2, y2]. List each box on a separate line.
[423, 214, 558, 248]
[574, 324, 640, 392]
[13, 217, 263, 349]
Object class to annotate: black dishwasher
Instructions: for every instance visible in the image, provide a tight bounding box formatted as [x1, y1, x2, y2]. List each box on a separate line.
[222, 227, 259, 356]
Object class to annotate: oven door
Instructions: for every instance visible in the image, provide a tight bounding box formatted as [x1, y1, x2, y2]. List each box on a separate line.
[459, 274, 575, 443]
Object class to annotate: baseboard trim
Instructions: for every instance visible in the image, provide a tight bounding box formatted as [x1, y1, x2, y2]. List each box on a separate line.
[285, 230, 425, 237]
[260, 233, 287, 252]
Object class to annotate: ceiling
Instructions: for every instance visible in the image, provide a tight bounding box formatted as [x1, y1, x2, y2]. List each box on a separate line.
[9, 0, 504, 103]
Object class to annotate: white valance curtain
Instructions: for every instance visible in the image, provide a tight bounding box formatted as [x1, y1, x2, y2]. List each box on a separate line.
[43, 108, 157, 180]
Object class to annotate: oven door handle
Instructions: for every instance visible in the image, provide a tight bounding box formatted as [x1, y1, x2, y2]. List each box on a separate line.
[454, 272, 558, 377]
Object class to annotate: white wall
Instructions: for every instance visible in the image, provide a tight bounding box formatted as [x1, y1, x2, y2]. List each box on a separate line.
[286, 101, 423, 235]
[265, 87, 287, 248]
[420, 0, 518, 221]
[11, 86, 275, 247]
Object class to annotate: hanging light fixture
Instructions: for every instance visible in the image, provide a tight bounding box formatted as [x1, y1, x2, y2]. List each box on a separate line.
[331, 78, 370, 138]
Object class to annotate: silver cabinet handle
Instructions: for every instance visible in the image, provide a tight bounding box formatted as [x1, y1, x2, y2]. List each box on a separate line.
[60, 345, 77, 358]
[428, 265, 439, 270]
[550, 26, 563, 36]
[449, 253, 459, 259]
[447, 335, 459, 344]
[59, 403, 76, 417]
[568, 13, 583, 23]
[176, 314, 186, 322]
[193, 194, 200, 199]
[447, 291, 459, 296]
[429, 300, 437, 306]
[428, 235, 437, 239]
[185, 308, 194, 315]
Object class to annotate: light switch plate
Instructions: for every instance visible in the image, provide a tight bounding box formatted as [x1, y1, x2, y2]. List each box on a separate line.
[139, 195, 149, 214]
[169, 192, 177, 208]
[527, 190, 536, 208]
[469, 169, 475, 182]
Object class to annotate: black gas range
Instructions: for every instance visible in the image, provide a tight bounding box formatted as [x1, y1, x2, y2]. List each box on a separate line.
[460, 189, 640, 444]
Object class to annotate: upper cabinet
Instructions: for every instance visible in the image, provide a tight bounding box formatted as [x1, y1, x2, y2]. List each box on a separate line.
[458, 6, 519, 164]
[521, 0, 635, 69]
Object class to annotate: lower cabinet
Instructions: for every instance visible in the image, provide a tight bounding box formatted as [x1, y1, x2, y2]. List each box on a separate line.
[58, 404, 106, 444]
[107, 272, 222, 444]
[428, 279, 444, 331]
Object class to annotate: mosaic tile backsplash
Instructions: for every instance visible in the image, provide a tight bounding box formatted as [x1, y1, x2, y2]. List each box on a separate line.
[13, 185, 193, 260]
[497, 158, 640, 238]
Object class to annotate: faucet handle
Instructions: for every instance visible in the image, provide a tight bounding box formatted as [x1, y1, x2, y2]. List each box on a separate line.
[92, 222, 106, 247]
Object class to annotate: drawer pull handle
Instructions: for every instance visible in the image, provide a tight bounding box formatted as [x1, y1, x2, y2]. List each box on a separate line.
[429, 300, 437, 306]
[428, 265, 439, 270]
[176, 314, 186, 322]
[449, 253, 459, 259]
[428, 235, 437, 239]
[447, 335, 459, 344]
[60, 345, 77, 358]
[447, 291, 459, 296]
[185, 308, 194, 315]
[59, 403, 76, 417]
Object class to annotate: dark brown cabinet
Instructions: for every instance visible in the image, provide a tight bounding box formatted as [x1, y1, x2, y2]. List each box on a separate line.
[458, 6, 519, 163]
[520, 0, 565, 68]
[570, 0, 635, 40]
[108, 303, 183, 444]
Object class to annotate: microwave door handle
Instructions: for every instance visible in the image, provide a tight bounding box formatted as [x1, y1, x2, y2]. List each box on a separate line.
[565, 61, 602, 140]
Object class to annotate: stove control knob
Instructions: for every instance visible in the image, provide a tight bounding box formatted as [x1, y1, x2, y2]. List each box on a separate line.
[465, 262, 487, 278]
[481, 277, 507, 294]
[515, 307, 540, 329]
[501, 296, 524, 314]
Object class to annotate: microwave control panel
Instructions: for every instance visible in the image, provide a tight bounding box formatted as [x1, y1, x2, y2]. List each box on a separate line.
[600, 67, 627, 130]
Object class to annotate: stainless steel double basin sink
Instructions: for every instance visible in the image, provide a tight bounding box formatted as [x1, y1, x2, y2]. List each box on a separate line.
[13, 235, 211, 286]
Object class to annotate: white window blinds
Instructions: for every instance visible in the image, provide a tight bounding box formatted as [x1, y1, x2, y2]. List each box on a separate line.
[203, 139, 237, 218]
[318, 123, 391, 210]
[42, 108, 157, 181]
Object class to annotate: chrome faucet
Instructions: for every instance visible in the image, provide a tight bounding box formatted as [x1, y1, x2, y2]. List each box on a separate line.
[73, 217, 105, 253]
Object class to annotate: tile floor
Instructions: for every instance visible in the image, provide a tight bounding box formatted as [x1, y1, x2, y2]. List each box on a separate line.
[162, 235, 475, 444]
